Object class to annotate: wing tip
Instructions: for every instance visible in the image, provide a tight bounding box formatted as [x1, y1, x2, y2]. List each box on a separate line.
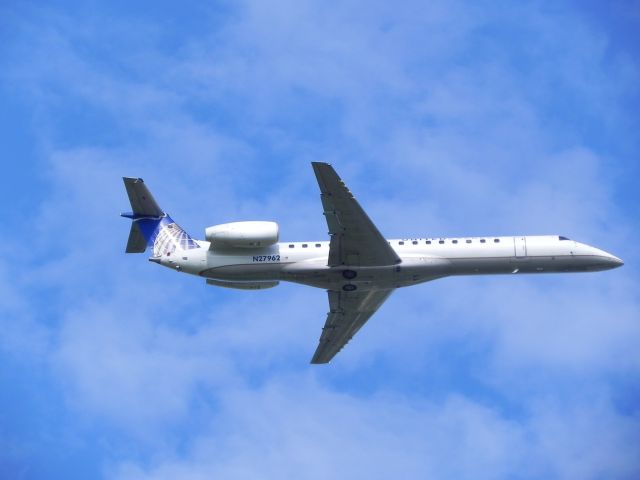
[310, 356, 330, 365]
[311, 162, 333, 174]
[123, 176, 144, 184]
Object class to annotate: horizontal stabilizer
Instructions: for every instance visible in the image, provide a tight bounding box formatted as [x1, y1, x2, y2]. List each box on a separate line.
[125, 222, 147, 253]
[123, 177, 164, 217]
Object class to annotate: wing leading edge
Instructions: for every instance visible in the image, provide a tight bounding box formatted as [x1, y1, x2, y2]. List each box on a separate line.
[310, 163, 399, 363]
[312, 162, 400, 267]
[311, 289, 394, 364]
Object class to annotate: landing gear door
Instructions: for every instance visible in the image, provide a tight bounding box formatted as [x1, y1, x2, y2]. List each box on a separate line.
[514, 236, 527, 258]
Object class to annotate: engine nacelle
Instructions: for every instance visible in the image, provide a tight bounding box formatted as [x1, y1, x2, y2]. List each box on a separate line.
[205, 221, 279, 249]
[206, 279, 279, 290]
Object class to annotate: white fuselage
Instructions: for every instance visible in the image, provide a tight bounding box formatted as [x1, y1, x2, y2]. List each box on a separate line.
[152, 235, 623, 291]
[124, 168, 625, 363]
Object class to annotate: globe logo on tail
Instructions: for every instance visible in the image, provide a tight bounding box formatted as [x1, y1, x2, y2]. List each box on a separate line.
[153, 222, 200, 257]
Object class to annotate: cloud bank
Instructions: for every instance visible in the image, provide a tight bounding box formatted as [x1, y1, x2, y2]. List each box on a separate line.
[1, 1, 638, 478]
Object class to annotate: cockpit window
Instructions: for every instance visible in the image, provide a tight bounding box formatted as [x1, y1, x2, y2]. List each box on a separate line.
[559, 236, 571, 241]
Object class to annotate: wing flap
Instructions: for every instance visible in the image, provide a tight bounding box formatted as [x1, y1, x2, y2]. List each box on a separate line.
[312, 163, 400, 267]
[311, 289, 394, 364]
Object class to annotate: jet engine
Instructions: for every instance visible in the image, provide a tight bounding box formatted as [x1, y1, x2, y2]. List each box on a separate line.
[205, 221, 279, 248]
[206, 279, 279, 290]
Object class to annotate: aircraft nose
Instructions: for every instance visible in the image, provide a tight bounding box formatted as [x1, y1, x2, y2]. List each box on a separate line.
[581, 244, 624, 270]
[595, 249, 624, 269]
[607, 254, 624, 268]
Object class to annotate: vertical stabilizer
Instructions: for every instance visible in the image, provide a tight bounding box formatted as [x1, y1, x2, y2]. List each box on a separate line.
[121, 177, 200, 255]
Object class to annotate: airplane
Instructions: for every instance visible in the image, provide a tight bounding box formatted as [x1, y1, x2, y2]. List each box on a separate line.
[121, 162, 624, 364]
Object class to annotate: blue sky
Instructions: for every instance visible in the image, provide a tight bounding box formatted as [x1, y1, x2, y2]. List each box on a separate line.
[1, 1, 639, 478]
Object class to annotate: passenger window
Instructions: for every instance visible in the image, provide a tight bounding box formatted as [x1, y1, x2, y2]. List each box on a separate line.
[439, 240, 445, 244]
[315, 243, 321, 247]
[426, 240, 431, 245]
[452, 239, 458, 244]
[412, 241, 418, 245]
[302, 244, 308, 248]
[466, 239, 472, 244]
[399, 241, 405, 245]
[480, 239, 486, 243]
[494, 238, 500, 243]
[289, 244, 294, 248]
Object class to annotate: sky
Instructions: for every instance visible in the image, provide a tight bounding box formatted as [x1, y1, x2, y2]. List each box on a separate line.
[1, 0, 639, 478]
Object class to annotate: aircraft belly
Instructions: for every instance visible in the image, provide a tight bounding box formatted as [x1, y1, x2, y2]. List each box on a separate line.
[196, 253, 614, 289]
[448, 254, 615, 275]
[511, 255, 615, 273]
[282, 257, 452, 290]
[448, 257, 514, 275]
[449, 256, 567, 274]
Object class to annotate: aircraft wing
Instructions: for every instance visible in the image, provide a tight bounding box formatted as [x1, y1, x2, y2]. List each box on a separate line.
[312, 162, 400, 267]
[311, 288, 394, 364]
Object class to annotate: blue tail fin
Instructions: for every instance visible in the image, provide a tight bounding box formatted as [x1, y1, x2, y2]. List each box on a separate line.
[121, 177, 200, 255]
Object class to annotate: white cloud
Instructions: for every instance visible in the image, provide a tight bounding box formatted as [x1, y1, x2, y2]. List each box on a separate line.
[0, 259, 50, 359]
[110, 378, 640, 480]
[1, 1, 639, 479]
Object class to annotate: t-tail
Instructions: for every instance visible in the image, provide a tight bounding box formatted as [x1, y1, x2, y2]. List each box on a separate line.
[121, 177, 200, 256]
